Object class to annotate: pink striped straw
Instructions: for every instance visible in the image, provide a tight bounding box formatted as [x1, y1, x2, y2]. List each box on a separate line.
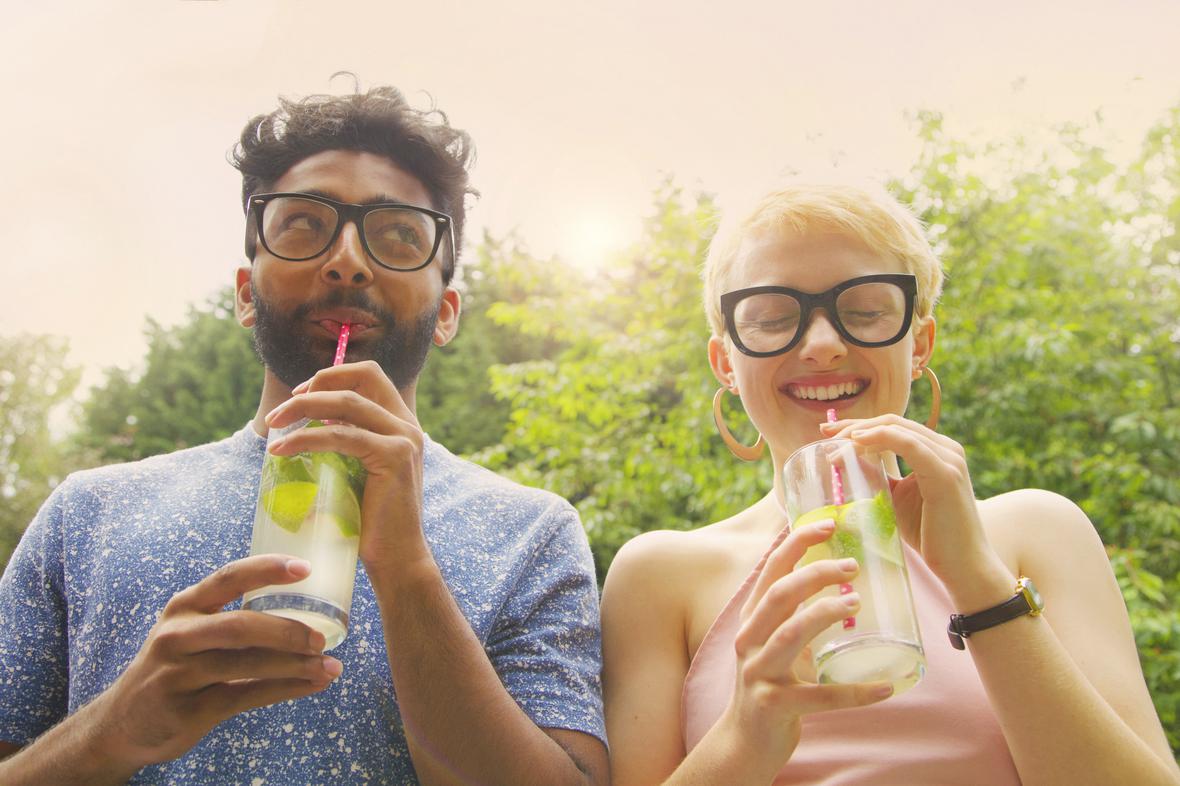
[333, 323, 351, 366]
[827, 408, 856, 630]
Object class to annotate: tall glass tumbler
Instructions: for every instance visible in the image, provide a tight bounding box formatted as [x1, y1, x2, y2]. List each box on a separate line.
[784, 438, 924, 694]
[243, 418, 366, 650]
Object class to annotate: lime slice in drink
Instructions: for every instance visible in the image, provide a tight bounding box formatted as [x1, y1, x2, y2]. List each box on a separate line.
[262, 454, 314, 486]
[828, 526, 864, 563]
[794, 503, 864, 565]
[319, 511, 360, 538]
[843, 495, 903, 567]
[869, 491, 897, 540]
[312, 451, 367, 498]
[314, 461, 362, 538]
[794, 504, 842, 529]
[262, 481, 318, 532]
[797, 540, 834, 567]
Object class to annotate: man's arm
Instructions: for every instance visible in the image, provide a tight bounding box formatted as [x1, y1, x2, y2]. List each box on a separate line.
[377, 558, 607, 786]
[267, 362, 607, 786]
[0, 556, 339, 786]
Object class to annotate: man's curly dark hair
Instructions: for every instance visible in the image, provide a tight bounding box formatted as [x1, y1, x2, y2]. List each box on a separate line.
[232, 80, 476, 283]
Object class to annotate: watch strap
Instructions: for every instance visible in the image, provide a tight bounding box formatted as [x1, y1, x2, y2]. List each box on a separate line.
[947, 577, 1041, 650]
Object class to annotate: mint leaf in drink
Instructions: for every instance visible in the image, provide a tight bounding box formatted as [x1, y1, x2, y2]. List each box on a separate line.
[828, 525, 864, 563]
[870, 491, 897, 539]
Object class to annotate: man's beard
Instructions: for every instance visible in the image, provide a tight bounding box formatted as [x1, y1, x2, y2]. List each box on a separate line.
[250, 283, 439, 392]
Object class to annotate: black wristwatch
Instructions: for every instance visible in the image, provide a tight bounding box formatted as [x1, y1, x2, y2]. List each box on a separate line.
[947, 576, 1044, 650]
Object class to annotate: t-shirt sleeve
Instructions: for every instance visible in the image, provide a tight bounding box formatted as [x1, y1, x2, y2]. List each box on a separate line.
[0, 483, 71, 745]
[485, 501, 606, 747]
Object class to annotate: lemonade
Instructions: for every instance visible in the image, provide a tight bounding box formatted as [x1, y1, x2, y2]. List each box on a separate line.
[794, 491, 925, 693]
[243, 420, 365, 650]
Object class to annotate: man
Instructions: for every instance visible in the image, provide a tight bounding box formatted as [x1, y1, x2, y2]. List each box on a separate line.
[0, 85, 608, 784]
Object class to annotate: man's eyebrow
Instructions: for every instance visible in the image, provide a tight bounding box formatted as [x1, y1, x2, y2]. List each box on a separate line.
[295, 188, 421, 207]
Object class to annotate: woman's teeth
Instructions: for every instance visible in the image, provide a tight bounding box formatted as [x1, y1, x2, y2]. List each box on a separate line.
[789, 381, 866, 401]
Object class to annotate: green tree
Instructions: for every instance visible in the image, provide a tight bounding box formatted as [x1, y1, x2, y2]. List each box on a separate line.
[416, 234, 565, 454]
[895, 109, 1180, 749]
[76, 287, 262, 463]
[475, 182, 770, 579]
[0, 334, 82, 565]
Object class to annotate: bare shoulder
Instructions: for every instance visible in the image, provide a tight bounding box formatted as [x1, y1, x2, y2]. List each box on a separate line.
[602, 523, 747, 612]
[603, 513, 777, 661]
[977, 488, 1103, 568]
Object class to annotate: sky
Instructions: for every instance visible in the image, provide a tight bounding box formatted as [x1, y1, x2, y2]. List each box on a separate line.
[2, 0, 1178, 392]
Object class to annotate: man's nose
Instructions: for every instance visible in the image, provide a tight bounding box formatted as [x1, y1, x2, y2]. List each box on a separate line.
[320, 220, 375, 287]
[796, 310, 848, 366]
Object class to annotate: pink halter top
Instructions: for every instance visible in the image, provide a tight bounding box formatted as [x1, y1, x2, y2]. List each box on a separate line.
[681, 527, 1021, 785]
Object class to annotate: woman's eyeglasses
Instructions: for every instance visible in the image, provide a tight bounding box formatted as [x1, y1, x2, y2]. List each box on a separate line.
[720, 274, 918, 357]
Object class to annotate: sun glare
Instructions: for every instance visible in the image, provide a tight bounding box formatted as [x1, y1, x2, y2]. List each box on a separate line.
[564, 213, 630, 271]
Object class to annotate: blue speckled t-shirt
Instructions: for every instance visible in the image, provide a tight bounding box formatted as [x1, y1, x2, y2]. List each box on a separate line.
[0, 425, 604, 784]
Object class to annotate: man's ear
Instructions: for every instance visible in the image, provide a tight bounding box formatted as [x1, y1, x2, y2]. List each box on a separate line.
[235, 266, 256, 328]
[433, 286, 462, 347]
[707, 334, 737, 389]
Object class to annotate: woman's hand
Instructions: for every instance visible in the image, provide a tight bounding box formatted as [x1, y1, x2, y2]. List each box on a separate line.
[819, 414, 1002, 590]
[723, 520, 895, 773]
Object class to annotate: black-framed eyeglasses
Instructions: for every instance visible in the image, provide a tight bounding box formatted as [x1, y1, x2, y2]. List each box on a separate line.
[721, 274, 918, 357]
[246, 192, 454, 272]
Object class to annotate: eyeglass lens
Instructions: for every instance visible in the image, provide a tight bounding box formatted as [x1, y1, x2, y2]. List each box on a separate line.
[732, 281, 909, 353]
[260, 196, 438, 269]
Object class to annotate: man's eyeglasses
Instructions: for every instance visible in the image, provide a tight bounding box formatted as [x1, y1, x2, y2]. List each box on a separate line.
[721, 274, 918, 357]
[246, 192, 454, 272]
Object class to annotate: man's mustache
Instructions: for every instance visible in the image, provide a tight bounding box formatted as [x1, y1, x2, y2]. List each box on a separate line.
[291, 291, 397, 326]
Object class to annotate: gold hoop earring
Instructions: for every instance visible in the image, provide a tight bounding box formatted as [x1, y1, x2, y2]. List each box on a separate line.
[713, 387, 765, 461]
[912, 366, 942, 431]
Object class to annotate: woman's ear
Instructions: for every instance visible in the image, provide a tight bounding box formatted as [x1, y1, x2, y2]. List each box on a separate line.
[708, 334, 736, 389]
[912, 314, 936, 374]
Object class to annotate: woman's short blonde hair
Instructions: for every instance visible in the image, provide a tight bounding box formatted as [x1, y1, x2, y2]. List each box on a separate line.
[702, 184, 943, 337]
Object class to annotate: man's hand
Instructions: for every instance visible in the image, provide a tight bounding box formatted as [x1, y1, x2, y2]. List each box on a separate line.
[86, 554, 340, 770]
[266, 360, 431, 573]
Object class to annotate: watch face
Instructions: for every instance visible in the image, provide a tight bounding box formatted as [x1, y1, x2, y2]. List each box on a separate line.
[1019, 577, 1044, 612]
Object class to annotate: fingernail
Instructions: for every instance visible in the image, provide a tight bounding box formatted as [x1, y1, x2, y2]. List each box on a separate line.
[286, 558, 311, 576]
[309, 631, 326, 651]
[838, 557, 858, 572]
[872, 683, 894, 699]
[322, 657, 343, 678]
[850, 429, 868, 439]
[816, 519, 837, 532]
[292, 379, 311, 393]
[841, 593, 860, 608]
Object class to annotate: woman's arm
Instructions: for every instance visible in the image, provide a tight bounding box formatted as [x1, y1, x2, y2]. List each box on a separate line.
[602, 525, 893, 786]
[964, 489, 1179, 785]
[602, 531, 707, 785]
[827, 416, 1179, 785]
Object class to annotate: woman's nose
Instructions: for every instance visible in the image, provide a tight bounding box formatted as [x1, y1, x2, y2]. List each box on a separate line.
[795, 310, 848, 366]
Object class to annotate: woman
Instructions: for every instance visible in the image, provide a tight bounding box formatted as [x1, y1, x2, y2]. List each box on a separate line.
[601, 184, 1179, 785]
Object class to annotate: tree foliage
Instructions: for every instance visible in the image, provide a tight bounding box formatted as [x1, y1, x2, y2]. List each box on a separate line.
[76, 288, 263, 463]
[895, 109, 1180, 746]
[0, 335, 82, 565]
[472, 182, 772, 579]
[415, 234, 566, 454]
